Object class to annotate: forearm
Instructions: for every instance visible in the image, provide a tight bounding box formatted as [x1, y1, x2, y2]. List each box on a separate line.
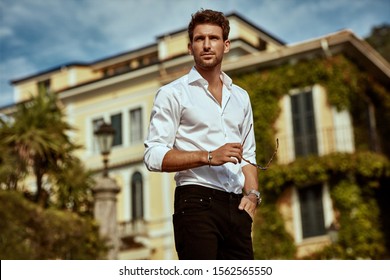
[242, 164, 259, 193]
[161, 149, 208, 172]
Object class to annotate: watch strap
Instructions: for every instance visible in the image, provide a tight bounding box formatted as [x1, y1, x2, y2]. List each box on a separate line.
[246, 189, 262, 205]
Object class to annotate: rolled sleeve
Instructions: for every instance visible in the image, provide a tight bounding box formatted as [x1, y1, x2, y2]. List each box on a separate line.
[144, 144, 171, 171]
[143, 87, 180, 172]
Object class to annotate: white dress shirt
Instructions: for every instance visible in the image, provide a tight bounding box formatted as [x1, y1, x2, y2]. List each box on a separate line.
[144, 67, 257, 194]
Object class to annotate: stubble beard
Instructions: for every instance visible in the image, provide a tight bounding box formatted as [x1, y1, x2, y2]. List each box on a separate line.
[194, 54, 222, 70]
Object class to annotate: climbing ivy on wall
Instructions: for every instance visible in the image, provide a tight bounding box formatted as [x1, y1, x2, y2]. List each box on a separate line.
[232, 54, 390, 259]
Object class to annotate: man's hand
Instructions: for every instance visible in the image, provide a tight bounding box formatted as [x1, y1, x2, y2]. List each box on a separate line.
[238, 195, 257, 219]
[210, 143, 242, 166]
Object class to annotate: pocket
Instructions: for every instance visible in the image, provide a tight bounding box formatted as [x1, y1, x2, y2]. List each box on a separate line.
[241, 208, 253, 223]
[174, 194, 212, 216]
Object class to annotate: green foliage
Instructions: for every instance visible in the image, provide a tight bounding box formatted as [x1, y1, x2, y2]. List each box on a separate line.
[365, 23, 390, 62]
[330, 180, 385, 259]
[253, 202, 296, 259]
[0, 118, 28, 189]
[0, 87, 105, 259]
[0, 190, 107, 259]
[0, 88, 79, 202]
[235, 55, 390, 160]
[49, 158, 95, 215]
[260, 152, 389, 193]
[306, 178, 387, 260]
[253, 152, 389, 259]
[0, 89, 95, 214]
[232, 55, 390, 259]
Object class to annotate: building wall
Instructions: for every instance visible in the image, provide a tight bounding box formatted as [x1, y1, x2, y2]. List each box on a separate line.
[275, 84, 353, 164]
[60, 63, 183, 259]
[14, 66, 101, 103]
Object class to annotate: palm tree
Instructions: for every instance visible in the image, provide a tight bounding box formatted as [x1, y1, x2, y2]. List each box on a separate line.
[1, 87, 82, 206]
[51, 157, 95, 215]
[0, 118, 27, 190]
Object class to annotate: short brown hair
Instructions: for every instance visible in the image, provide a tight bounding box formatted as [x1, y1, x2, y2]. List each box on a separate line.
[188, 9, 230, 42]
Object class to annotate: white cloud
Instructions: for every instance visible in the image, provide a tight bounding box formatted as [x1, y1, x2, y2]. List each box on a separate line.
[0, 57, 38, 107]
[0, 27, 13, 38]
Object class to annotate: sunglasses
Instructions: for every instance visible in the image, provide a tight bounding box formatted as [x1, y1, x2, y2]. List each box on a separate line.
[242, 124, 279, 170]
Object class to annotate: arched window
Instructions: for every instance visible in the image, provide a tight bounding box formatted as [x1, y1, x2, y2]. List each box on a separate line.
[131, 172, 144, 220]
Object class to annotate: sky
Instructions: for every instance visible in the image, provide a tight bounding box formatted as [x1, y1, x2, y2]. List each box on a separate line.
[0, 0, 389, 108]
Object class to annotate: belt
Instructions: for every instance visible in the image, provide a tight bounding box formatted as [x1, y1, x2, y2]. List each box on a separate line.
[175, 184, 243, 201]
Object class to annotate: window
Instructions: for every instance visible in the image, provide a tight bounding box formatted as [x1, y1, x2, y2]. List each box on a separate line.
[110, 113, 122, 146]
[298, 185, 326, 238]
[291, 89, 318, 157]
[130, 108, 143, 143]
[92, 118, 104, 152]
[131, 172, 144, 220]
[37, 79, 51, 94]
[91, 108, 142, 151]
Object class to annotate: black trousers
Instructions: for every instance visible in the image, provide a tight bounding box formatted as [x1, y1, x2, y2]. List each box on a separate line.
[172, 185, 254, 260]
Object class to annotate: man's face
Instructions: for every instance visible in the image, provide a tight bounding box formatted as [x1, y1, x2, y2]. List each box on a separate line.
[188, 24, 230, 70]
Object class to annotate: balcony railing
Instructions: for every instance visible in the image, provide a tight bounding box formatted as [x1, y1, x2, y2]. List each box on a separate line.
[275, 126, 356, 164]
[118, 219, 147, 250]
[118, 219, 146, 238]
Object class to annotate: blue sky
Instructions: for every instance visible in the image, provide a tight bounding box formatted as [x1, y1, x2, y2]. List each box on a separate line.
[1, 0, 389, 108]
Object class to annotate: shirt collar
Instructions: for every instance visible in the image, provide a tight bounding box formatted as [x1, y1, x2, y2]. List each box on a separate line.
[188, 67, 233, 90]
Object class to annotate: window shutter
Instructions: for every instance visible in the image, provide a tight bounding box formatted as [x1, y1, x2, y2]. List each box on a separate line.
[291, 90, 318, 157]
[299, 185, 326, 238]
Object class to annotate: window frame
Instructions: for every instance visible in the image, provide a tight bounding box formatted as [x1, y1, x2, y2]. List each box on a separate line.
[290, 88, 318, 158]
[292, 183, 334, 243]
[131, 171, 144, 221]
[110, 112, 123, 147]
[129, 107, 143, 144]
[87, 103, 145, 155]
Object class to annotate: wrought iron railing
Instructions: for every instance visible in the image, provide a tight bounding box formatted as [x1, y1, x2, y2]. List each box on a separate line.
[118, 219, 146, 238]
[275, 126, 356, 164]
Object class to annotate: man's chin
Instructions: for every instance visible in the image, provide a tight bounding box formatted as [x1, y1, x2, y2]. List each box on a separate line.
[198, 60, 218, 69]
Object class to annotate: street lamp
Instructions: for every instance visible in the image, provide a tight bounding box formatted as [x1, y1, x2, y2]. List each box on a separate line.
[93, 121, 120, 259]
[94, 121, 115, 177]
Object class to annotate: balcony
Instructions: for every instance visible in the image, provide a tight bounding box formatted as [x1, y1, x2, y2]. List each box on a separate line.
[118, 219, 147, 250]
[276, 126, 356, 164]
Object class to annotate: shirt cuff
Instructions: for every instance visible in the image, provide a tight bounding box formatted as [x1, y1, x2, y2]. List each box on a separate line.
[144, 145, 171, 171]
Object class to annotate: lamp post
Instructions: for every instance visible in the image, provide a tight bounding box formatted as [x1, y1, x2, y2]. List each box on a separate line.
[93, 121, 120, 259]
[328, 222, 339, 244]
[327, 222, 339, 260]
[94, 121, 115, 177]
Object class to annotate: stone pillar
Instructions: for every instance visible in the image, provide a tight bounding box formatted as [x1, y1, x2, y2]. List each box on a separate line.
[93, 176, 121, 260]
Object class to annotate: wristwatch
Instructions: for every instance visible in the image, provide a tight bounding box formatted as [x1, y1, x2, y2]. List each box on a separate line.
[245, 189, 262, 205]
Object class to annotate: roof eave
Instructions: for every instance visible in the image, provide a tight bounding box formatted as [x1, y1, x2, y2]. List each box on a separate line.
[223, 30, 390, 85]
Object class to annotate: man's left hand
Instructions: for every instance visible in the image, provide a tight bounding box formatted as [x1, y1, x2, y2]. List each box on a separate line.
[238, 195, 257, 219]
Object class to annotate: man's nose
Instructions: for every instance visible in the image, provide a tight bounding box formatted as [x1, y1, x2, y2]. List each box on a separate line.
[203, 37, 211, 50]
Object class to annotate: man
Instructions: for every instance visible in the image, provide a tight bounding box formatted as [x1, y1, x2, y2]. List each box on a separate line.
[144, 9, 260, 260]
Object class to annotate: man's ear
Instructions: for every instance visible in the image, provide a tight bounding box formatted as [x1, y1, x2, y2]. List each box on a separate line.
[224, 39, 231, 54]
[188, 43, 193, 55]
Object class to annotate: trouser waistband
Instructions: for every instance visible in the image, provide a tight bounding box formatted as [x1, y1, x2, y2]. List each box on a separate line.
[175, 184, 243, 201]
